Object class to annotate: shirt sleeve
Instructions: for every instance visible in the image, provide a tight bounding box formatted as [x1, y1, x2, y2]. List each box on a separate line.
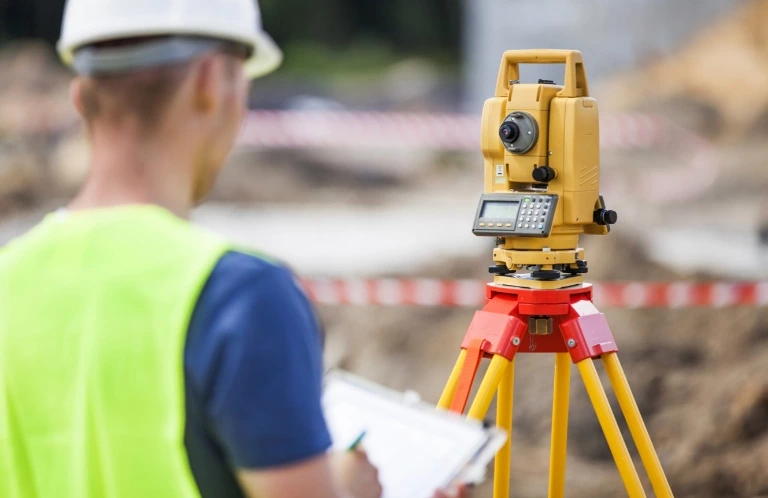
[185, 251, 331, 469]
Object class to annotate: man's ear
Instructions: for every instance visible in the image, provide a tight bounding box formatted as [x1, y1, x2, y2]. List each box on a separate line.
[192, 56, 220, 114]
[70, 78, 86, 118]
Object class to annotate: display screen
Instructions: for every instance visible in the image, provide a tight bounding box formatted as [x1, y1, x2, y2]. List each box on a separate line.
[481, 200, 520, 219]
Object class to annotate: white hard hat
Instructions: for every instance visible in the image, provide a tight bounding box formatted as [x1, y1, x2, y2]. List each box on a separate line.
[57, 0, 282, 79]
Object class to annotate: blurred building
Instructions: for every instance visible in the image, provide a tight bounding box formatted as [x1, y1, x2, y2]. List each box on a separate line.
[463, 0, 745, 110]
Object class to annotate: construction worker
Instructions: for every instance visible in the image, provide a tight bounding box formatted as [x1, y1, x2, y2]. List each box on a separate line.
[0, 1, 466, 498]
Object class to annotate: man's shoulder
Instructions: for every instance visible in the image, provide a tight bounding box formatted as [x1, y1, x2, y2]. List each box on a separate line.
[209, 251, 296, 288]
[197, 250, 310, 320]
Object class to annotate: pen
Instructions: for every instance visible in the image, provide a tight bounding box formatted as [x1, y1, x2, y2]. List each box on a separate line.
[347, 430, 367, 451]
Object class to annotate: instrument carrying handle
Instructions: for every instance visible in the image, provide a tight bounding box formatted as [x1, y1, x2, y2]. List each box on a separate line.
[495, 49, 589, 98]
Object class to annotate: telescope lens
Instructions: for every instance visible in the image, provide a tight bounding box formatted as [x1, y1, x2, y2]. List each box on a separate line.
[498, 112, 538, 154]
[499, 122, 520, 143]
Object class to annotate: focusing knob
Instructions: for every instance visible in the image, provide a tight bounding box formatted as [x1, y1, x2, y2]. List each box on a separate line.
[594, 209, 618, 225]
[532, 165, 556, 183]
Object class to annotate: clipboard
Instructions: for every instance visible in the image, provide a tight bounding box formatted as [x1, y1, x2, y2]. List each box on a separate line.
[323, 371, 507, 498]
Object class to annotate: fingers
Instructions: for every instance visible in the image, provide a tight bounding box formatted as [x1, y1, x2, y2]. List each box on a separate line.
[432, 484, 471, 498]
[351, 447, 367, 458]
[351, 450, 381, 498]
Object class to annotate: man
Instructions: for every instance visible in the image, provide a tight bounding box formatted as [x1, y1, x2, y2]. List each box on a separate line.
[0, 1, 465, 497]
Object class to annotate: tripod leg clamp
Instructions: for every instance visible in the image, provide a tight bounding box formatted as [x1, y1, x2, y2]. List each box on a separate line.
[561, 301, 618, 363]
[460, 311, 527, 360]
[448, 312, 526, 414]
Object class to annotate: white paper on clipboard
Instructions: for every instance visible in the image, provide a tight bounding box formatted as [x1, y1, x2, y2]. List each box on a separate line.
[323, 371, 507, 498]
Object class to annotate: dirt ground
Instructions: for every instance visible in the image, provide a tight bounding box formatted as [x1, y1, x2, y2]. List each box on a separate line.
[320, 236, 768, 497]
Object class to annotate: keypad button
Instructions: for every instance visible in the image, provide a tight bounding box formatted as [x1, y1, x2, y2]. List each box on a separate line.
[538, 224, 544, 229]
[524, 224, 529, 228]
[526, 217, 531, 222]
[505, 223, 512, 227]
[534, 210, 539, 215]
[479, 223, 485, 227]
[518, 223, 523, 228]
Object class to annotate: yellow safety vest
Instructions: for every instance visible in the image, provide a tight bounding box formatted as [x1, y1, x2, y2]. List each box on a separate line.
[0, 205, 229, 498]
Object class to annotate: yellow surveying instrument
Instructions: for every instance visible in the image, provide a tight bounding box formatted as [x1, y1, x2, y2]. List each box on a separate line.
[474, 48, 616, 289]
[438, 50, 674, 497]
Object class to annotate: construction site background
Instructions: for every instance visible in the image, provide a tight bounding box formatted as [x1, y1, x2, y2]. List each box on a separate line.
[1, 1, 767, 497]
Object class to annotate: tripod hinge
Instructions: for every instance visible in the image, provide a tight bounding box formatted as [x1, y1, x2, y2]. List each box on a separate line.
[460, 310, 527, 360]
[561, 312, 619, 362]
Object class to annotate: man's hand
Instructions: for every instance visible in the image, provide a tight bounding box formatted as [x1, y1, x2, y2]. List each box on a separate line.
[238, 454, 345, 498]
[330, 450, 383, 498]
[433, 484, 471, 498]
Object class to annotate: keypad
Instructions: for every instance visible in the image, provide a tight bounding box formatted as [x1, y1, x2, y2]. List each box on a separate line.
[474, 194, 558, 237]
[514, 195, 557, 235]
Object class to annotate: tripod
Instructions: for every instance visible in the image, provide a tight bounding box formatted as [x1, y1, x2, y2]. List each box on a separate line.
[437, 283, 674, 498]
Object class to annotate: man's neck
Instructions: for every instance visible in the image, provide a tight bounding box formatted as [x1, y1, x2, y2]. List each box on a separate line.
[69, 122, 195, 219]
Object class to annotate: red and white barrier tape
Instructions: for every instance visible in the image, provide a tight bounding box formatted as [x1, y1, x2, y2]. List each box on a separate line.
[239, 110, 668, 151]
[238, 110, 718, 205]
[22, 110, 715, 206]
[301, 279, 768, 309]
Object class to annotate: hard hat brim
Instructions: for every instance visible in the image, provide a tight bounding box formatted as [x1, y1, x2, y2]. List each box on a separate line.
[246, 30, 283, 79]
[59, 29, 283, 80]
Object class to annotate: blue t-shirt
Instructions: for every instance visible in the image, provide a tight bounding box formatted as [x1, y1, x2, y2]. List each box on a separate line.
[183, 251, 331, 497]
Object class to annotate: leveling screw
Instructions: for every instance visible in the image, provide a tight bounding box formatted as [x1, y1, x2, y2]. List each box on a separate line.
[567, 339, 577, 348]
[512, 337, 521, 346]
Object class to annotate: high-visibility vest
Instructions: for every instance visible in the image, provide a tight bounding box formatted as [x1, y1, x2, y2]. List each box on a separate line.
[0, 205, 230, 498]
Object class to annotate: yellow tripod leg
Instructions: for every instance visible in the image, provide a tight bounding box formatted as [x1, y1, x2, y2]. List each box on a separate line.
[603, 353, 674, 498]
[577, 360, 646, 498]
[438, 349, 468, 410]
[548, 353, 571, 498]
[493, 358, 515, 498]
[467, 355, 510, 421]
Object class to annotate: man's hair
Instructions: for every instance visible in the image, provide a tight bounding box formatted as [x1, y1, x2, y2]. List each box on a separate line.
[78, 37, 245, 130]
[79, 64, 191, 129]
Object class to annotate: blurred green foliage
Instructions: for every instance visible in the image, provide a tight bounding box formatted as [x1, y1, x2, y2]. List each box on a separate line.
[0, 0, 66, 44]
[261, 0, 460, 57]
[0, 0, 462, 73]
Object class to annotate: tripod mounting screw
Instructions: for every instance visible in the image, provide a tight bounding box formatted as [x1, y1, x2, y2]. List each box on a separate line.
[567, 339, 577, 348]
[512, 337, 521, 346]
[489, 265, 513, 275]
